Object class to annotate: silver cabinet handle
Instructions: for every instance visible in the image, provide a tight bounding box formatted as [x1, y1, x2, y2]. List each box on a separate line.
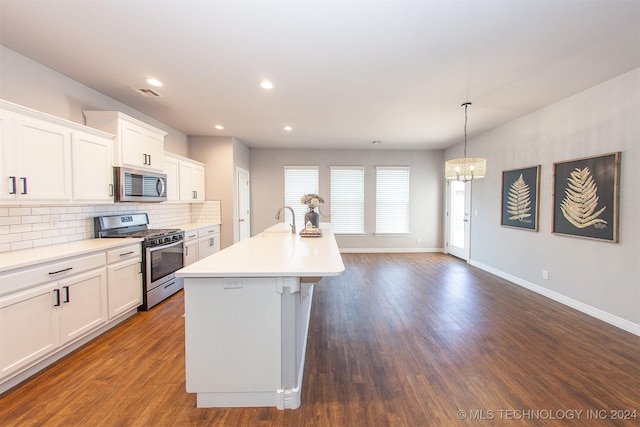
[20, 177, 27, 194]
[9, 176, 16, 194]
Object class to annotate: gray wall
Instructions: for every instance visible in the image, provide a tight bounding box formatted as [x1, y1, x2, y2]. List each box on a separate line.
[188, 136, 250, 249]
[445, 69, 640, 328]
[250, 148, 444, 251]
[0, 46, 189, 155]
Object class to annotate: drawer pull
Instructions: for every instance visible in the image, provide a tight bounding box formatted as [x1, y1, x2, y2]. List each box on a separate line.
[49, 267, 73, 275]
[119, 251, 135, 257]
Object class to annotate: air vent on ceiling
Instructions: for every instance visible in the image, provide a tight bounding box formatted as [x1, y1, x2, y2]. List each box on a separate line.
[130, 87, 164, 98]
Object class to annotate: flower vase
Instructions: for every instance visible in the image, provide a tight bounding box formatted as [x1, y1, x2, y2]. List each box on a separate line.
[304, 208, 319, 229]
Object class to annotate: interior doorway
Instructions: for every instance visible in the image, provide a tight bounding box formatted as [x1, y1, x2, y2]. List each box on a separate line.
[236, 167, 251, 242]
[446, 179, 471, 261]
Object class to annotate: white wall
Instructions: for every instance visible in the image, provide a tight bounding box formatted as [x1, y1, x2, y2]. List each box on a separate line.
[250, 148, 444, 251]
[445, 69, 640, 330]
[0, 46, 189, 155]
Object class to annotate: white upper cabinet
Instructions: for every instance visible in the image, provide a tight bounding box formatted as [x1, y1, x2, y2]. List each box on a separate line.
[71, 131, 114, 203]
[0, 100, 115, 204]
[163, 152, 205, 203]
[84, 111, 166, 172]
[163, 154, 180, 202]
[0, 103, 72, 202]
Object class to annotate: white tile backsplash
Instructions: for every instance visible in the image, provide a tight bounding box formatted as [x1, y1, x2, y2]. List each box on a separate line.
[0, 200, 221, 253]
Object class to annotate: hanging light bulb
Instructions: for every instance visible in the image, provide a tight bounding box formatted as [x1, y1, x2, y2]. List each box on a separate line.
[445, 103, 487, 181]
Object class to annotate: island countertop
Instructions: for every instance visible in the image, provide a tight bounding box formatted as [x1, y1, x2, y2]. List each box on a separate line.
[175, 222, 344, 278]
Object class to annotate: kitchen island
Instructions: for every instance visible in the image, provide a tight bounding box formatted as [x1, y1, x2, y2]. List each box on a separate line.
[175, 223, 344, 409]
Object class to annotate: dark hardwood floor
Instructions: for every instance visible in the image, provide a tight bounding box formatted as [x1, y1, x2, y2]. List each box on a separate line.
[1, 253, 638, 426]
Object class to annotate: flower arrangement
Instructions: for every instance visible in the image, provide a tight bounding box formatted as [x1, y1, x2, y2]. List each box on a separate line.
[300, 193, 324, 209]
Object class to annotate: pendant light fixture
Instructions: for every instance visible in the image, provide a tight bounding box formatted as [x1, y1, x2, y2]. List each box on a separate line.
[445, 102, 487, 181]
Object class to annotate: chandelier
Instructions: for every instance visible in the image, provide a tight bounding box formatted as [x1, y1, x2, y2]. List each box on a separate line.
[445, 102, 487, 181]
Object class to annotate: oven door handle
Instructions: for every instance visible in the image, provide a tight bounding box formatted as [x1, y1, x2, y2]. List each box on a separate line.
[147, 239, 183, 252]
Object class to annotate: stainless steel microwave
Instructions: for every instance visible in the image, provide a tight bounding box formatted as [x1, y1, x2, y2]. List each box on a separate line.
[114, 167, 167, 202]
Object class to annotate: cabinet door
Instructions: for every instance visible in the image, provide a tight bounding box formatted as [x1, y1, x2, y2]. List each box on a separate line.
[179, 162, 194, 201]
[0, 111, 16, 201]
[163, 155, 180, 202]
[72, 131, 113, 202]
[107, 259, 142, 319]
[0, 283, 60, 381]
[59, 268, 108, 344]
[184, 239, 199, 266]
[120, 120, 146, 169]
[192, 164, 205, 202]
[198, 236, 219, 260]
[12, 116, 72, 201]
[144, 131, 164, 172]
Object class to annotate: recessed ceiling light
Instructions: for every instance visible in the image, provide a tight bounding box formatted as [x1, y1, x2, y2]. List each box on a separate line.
[146, 78, 163, 87]
[284, 126, 292, 131]
[260, 80, 274, 90]
[215, 124, 224, 130]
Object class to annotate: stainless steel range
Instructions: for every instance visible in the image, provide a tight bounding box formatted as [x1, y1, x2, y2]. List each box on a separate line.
[94, 213, 184, 310]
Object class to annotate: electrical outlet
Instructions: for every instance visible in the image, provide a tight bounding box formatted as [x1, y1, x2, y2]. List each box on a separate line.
[223, 278, 242, 289]
[542, 270, 549, 280]
[49, 215, 60, 228]
[416, 237, 421, 244]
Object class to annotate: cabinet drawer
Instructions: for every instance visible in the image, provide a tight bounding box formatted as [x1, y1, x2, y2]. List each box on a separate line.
[183, 229, 199, 242]
[198, 225, 220, 238]
[106, 244, 141, 264]
[0, 252, 106, 296]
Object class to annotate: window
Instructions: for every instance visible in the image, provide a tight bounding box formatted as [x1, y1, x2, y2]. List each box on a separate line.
[376, 166, 410, 234]
[284, 166, 318, 225]
[330, 167, 364, 234]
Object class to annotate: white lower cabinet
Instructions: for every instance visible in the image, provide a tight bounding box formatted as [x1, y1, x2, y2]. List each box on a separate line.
[184, 239, 199, 267]
[58, 268, 108, 344]
[106, 244, 142, 319]
[197, 225, 220, 260]
[0, 282, 60, 381]
[0, 241, 142, 390]
[0, 267, 108, 382]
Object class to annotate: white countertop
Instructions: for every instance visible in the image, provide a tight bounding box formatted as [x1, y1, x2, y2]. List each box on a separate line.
[0, 238, 144, 272]
[175, 222, 220, 231]
[176, 223, 344, 278]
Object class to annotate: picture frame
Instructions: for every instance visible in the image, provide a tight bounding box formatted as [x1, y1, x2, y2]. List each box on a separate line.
[552, 152, 621, 242]
[501, 165, 541, 231]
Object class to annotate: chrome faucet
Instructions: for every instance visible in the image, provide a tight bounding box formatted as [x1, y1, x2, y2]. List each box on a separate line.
[275, 206, 296, 234]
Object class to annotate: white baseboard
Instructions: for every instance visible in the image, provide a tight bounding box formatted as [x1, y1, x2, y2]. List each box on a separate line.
[339, 247, 443, 253]
[470, 260, 640, 337]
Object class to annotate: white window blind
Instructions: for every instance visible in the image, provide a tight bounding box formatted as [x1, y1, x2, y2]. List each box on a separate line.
[330, 167, 364, 234]
[376, 166, 410, 234]
[284, 166, 318, 226]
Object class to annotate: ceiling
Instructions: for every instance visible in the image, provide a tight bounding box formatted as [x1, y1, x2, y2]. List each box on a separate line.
[1, 1, 639, 150]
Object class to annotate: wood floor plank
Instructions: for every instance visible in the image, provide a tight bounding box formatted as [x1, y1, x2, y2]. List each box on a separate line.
[1, 253, 638, 426]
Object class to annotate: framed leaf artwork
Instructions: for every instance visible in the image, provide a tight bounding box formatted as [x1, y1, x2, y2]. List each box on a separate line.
[553, 152, 621, 242]
[501, 165, 540, 231]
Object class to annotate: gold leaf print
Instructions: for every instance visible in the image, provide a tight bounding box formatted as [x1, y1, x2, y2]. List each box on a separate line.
[507, 174, 532, 221]
[560, 167, 607, 228]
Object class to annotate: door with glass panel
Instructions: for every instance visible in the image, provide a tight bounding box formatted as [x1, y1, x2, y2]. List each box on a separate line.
[446, 180, 470, 261]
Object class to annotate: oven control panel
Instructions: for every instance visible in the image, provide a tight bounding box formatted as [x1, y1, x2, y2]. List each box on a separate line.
[147, 233, 184, 247]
